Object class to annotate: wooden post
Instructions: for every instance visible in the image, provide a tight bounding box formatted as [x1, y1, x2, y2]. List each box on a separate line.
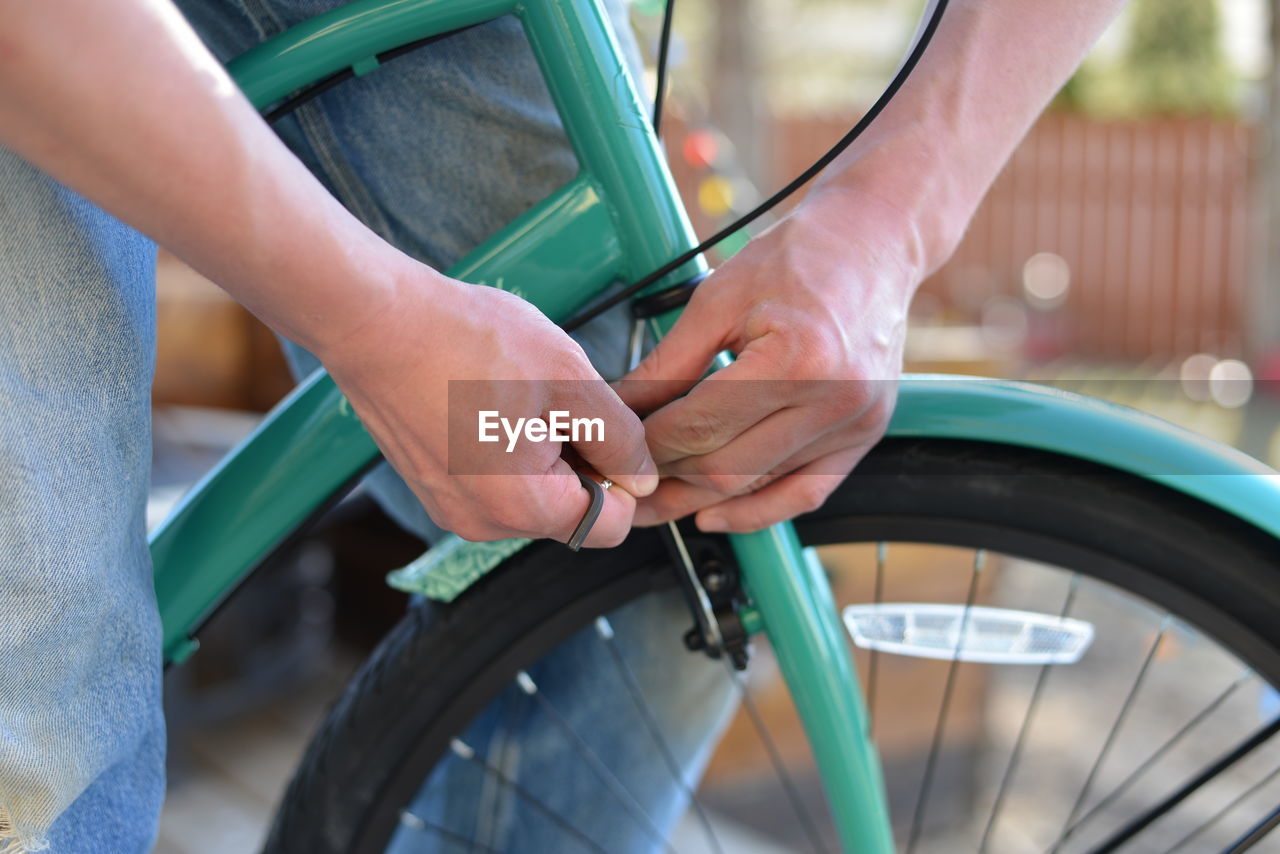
[1248, 1, 1280, 362]
[711, 0, 770, 187]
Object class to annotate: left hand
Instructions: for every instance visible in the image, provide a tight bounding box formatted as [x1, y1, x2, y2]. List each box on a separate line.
[615, 190, 924, 533]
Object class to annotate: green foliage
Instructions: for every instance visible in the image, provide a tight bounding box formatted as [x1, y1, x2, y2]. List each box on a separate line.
[1058, 0, 1237, 117]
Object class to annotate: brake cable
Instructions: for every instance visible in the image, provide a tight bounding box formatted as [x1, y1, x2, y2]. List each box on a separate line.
[651, 0, 677, 135]
[560, 0, 950, 332]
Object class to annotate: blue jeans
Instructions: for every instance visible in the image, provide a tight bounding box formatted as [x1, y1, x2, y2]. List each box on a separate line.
[0, 2, 733, 851]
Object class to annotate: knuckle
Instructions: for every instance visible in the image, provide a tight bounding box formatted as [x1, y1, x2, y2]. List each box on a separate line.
[796, 480, 831, 514]
[450, 518, 495, 542]
[861, 387, 898, 427]
[828, 379, 875, 415]
[747, 471, 784, 493]
[603, 416, 647, 462]
[772, 322, 850, 382]
[701, 469, 748, 495]
[562, 341, 595, 375]
[792, 340, 843, 381]
[670, 409, 726, 455]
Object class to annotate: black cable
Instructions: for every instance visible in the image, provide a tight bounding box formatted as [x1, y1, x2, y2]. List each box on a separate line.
[560, 0, 950, 333]
[652, 0, 676, 135]
[263, 26, 477, 124]
[259, 4, 951, 335]
[264, 69, 353, 124]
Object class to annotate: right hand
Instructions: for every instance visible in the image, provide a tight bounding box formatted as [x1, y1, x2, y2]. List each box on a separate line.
[317, 267, 657, 547]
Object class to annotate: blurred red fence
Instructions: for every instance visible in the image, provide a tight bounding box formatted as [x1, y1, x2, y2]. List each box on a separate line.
[676, 113, 1257, 361]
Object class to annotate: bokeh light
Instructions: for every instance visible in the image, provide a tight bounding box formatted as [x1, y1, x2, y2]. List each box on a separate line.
[1179, 353, 1217, 402]
[1209, 359, 1253, 408]
[1022, 251, 1071, 309]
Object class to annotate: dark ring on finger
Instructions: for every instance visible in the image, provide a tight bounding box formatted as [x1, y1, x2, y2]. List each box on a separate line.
[567, 472, 608, 551]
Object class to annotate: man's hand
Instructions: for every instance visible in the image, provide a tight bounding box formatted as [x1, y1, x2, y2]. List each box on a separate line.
[616, 191, 921, 533]
[321, 271, 658, 547]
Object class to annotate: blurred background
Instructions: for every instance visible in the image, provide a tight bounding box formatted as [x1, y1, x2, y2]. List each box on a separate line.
[152, 1, 1280, 850]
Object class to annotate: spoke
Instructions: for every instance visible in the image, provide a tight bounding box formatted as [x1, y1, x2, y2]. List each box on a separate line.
[398, 809, 506, 853]
[906, 549, 986, 854]
[725, 660, 829, 854]
[595, 617, 726, 854]
[1061, 668, 1254, 844]
[448, 738, 608, 854]
[1047, 617, 1172, 853]
[866, 542, 887, 741]
[1167, 765, 1280, 853]
[1221, 801, 1280, 853]
[1085, 717, 1280, 854]
[978, 573, 1081, 854]
[515, 671, 680, 854]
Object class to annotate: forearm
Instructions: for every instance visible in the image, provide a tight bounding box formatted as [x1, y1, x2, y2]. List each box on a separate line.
[0, 0, 424, 354]
[807, 0, 1126, 275]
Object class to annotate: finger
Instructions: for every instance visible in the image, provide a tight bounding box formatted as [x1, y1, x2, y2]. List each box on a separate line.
[543, 465, 637, 548]
[612, 289, 731, 415]
[640, 357, 793, 465]
[635, 438, 839, 527]
[693, 444, 871, 534]
[632, 478, 725, 527]
[563, 380, 658, 497]
[659, 405, 836, 494]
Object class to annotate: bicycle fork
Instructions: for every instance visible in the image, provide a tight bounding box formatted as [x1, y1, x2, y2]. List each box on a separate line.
[637, 320, 895, 853]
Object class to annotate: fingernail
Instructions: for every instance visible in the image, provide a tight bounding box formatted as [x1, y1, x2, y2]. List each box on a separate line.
[634, 458, 659, 496]
[697, 513, 728, 533]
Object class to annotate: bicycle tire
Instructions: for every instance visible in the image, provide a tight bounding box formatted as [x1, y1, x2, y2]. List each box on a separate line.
[264, 438, 1280, 853]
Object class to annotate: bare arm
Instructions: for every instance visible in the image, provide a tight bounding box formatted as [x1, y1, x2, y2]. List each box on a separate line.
[810, 0, 1127, 265]
[0, 0, 657, 545]
[621, 0, 1127, 532]
[0, 0, 397, 353]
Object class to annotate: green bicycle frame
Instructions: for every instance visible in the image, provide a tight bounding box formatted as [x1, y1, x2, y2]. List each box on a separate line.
[149, 0, 1280, 850]
[151, 0, 892, 849]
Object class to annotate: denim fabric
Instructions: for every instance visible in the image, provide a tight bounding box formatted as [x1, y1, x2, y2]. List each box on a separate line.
[0, 150, 166, 853]
[385, 590, 736, 854]
[0, 1, 733, 851]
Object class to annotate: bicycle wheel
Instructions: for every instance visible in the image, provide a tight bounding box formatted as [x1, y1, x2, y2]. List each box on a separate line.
[265, 438, 1280, 854]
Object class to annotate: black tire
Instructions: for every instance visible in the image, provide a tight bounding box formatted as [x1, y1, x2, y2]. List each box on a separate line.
[264, 439, 1280, 854]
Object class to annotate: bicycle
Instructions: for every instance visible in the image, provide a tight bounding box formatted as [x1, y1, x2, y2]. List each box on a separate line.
[147, 0, 1280, 851]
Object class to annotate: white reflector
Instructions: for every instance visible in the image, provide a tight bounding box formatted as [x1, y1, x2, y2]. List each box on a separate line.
[842, 603, 1094, 664]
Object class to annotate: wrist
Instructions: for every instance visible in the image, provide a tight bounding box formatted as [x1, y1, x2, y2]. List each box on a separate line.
[279, 250, 445, 363]
[803, 123, 975, 278]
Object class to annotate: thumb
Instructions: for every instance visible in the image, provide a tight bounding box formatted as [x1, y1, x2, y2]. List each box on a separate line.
[613, 292, 730, 415]
[564, 381, 659, 497]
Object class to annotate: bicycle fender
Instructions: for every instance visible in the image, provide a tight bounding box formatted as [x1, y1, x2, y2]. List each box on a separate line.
[388, 375, 1280, 603]
[890, 375, 1280, 541]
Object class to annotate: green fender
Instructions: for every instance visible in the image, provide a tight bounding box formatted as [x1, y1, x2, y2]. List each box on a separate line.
[388, 375, 1280, 601]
